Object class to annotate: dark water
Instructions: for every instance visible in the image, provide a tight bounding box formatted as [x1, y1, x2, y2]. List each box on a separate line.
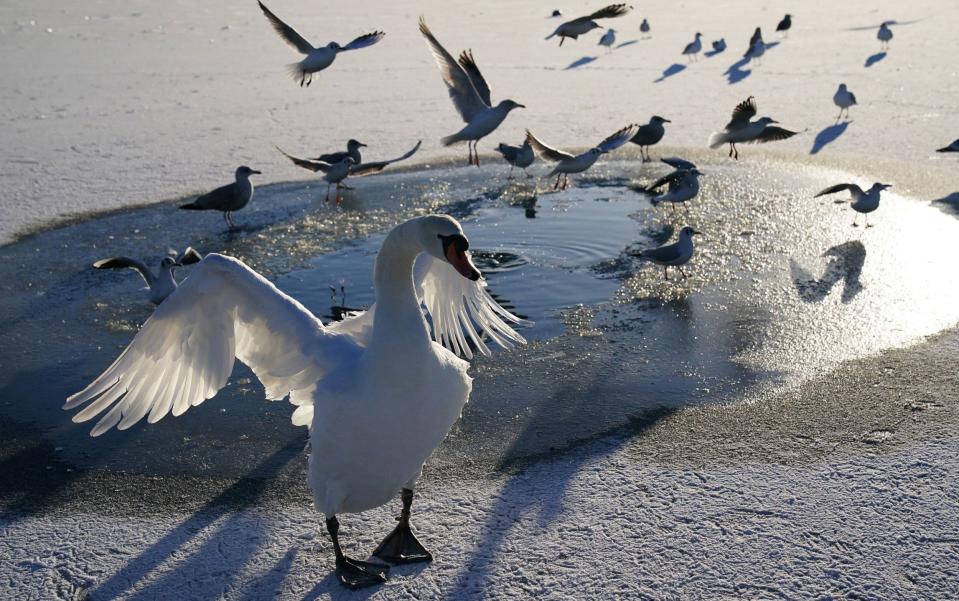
[2, 160, 958, 479]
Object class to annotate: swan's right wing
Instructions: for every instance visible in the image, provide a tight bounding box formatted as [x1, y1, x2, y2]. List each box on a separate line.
[65, 254, 361, 436]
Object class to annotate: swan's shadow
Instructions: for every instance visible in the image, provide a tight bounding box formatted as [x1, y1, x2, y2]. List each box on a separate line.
[654, 63, 686, 83]
[789, 240, 866, 304]
[810, 121, 851, 154]
[565, 56, 598, 70]
[865, 51, 887, 67]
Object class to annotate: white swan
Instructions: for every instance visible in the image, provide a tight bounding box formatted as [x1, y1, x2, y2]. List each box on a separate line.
[64, 214, 527, 589]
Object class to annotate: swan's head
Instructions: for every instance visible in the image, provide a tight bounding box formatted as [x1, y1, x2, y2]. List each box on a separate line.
[419, 215, 481, 281]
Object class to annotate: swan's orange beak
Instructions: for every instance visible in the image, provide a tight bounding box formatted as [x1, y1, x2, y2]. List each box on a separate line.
[446, 244, 481, 281]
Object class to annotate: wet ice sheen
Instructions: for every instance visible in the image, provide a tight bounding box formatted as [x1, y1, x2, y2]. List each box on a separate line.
[1, 160, 957, 478]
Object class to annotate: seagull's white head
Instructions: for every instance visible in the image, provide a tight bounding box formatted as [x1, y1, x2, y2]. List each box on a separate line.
[757, 117, 778, 126]
[327, 41, 342, 51]
[586, 21, 603, 32]
[347, 139, 367, 149]
[498, 99, 526, 112]
[838, 83, 847, 90]
[679, 226, 702, 238]
[695, 32, 703, 38]
[871, 183, 893, 192]
[651, 115, 671, 124]
[236, 166, 261, 178]
[418, 215, 480, 281]
[589, 147, 605, 156]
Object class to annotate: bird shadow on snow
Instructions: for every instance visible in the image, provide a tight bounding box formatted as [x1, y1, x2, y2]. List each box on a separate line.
[615, 39, 639, 49]
[654, 63, 686, 83]
[724, 58, 751, 84]
[864, 52, 887, 68]
[704, 48, 725, 57]
[789, 240, 866, 304]
[90, 442, 304, 600]
[565, 56, 598, 70]
[810, 121, 851, 154]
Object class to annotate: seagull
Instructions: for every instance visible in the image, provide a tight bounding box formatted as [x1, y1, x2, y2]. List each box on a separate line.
[276, 141, 421, 201]
[878, 22, 893, 50]
[660, 157, 697, 171]
[640, 18, 651, 38]
[313, 139, 367, 164]
[526, 124, 639, 190]
[64, 215, 527, 590]
[545, 4, 632, 46]
[257, 1, 384, 87]
[633, 226, 701, 280]
[744, 39, 765, 64]
[708, 96, 800, 159]
[776, 14, 792, 37]
[937, 139, 959, 153]
[833, 84, 857, 121]
[598, 28, 616, 52]
[629, 116, 671, 162]
[495, 140, 535, 178]
[552, 10, 563, 18]
[419, 17, 525, 167]
[749, 27, 764, 48]
[815, 182, 891, 227]
[682, 32, 703, 61]
[179, 166, 261, 229]
[93, 248, 203, 305]
[711, 38, 727, 52]
[642, 167, 703, 213]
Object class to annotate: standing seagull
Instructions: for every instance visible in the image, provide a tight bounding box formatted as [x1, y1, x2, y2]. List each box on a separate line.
[180, 166, 261, 229]
[877, 22, 893, 50]
[708, 96, 800, 159]
[633, 226, 701, 280]
[711, 38, 727, 53]
[629, 115, 671, 162]
[833, 84, 857, 121]
[598, 28, 616, 53]
[748, 27, 763, 51]
[257, 1, 384, 87]
[495, 139, 535, 178]
[937, 139, 959, 153]
[419, 17, 525, 167]
[93, 248, 203, 305]
[545, 4, 632, 46]
[526, 124, 639, 190]
[640, 18, 651, 39]
[776, 14, 792, 38]
[815, 182, 891, 227]
[682, 33, 703, 61]
[313, 139, 367, 164]
[642, 167, 703, 213]
[744, 38, 765, 64]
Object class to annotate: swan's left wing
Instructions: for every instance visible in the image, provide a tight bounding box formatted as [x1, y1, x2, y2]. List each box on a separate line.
[414, 254, 528, 359]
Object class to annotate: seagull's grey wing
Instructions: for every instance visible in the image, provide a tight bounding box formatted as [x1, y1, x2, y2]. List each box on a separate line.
[177, 247, 204, 266]
[937, 139, 959, 152]
[750, 126, 799, 143]
[848, 92, 858, 105]
[497, 144, 520, 161]
[313, 150, 349, 163]
[814, 183, 861, 197]
[588, 4, 632, 20]
[192, 183, 239, 210]
[629, 123, 656, 145]
[596, 124, 640, 153]
[645, 171, 684, 192]
[661, 157, 697, 170]
[725, 96, 757, 130]
[640, 243, 682, 263]
[275, 145, 332, 173]
[257, 1, 314, 55]
[457, 50, 493, 107]
[525, 130, 574, 162]
[419, 17, 489, 123]
[350, 140, 421, 176]
[341, 31, 385, 51]
[94, 257, 154, 286]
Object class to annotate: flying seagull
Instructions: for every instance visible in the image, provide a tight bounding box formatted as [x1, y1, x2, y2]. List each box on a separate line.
[640, 18, 651, 38]
[708, 96, 799, 159]
[877, 22, 893, 50]
[937, 139, 959, 153]
[526, 124, 639, 190]
[833, 84, 857, 121]
[633, 226, 701, 280]
[629, 115, 671, 162]
[495, 139, 535, 178]
[94, 248, 203, 305]
[682, 32, 703, 61]
[313, 139, 367, 164]
[642, 167, 703, 212]
[257, 1, 384, 87]
[545, 4, 632, 46]
[815, 182, 891, 227]
[419, 17, 525, 166]
[180, 166, 261, 229]
[598, 28, 616, 53]
[776, 14, 792, 37]
[276, 141, 421, 201]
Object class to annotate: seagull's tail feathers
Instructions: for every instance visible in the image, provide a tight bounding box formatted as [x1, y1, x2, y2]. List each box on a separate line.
[286, 62, 311, 84]
[708, 131, 730, 149]
[441, 133, 466, 146]
[179, 199, 203, 210]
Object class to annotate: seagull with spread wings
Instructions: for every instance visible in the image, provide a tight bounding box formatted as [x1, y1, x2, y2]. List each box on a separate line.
[313, 139, 367, 165]
[545, 4, 632, 46]
[93, 248, 203, 305]
[276, 141, 422, 201]
[708, 96, 799, 159]
[642, 167, 704, 213]
[815, 182, 891, 227]
[257, 1, 384, 87]
[419, 17, 524, 166]
[495, 139, 535, 179]
[526, 124, 639, 190]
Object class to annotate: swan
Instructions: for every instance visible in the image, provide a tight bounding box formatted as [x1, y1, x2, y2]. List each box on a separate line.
[64, 214, 527, 589]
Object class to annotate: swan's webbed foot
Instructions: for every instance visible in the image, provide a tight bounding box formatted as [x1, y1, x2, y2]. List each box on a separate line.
[372, 488, 433, 565]
[335, 557, 389, 590]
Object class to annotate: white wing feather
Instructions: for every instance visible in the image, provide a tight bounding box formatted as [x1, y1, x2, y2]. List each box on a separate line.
[65, 254, 361, 436]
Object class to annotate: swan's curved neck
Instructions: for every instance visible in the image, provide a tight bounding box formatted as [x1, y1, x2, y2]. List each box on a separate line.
[371, 221, 430, 349]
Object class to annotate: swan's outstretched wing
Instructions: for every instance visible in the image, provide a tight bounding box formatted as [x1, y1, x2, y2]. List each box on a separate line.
[350, 141, 422, 176]
[414, 254, 528, 359]
[65, 254, 361, 436]
[526, 130, 574, 162]
[257, 1, 315, 55]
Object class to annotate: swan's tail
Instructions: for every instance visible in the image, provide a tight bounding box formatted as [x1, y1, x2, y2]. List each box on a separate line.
[441, 133, 465, 146]
[708, 131, 730, 149]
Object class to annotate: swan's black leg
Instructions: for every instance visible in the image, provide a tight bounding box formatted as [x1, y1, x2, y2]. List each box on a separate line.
[372, 488, 433, 565]
[327, 516, 389, 590]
